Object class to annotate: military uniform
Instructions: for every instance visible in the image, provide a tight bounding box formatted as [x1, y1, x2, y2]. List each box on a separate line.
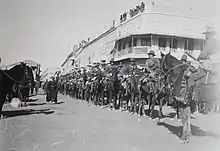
[175, 63, 197, 143]
[141, 50, 160, 93]
[144, 51, 160, 77]
[126, 58, 139, 76]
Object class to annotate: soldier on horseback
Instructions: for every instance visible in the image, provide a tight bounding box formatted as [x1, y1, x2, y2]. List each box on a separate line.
[142, 50, 160, 93]
[125, 58, 141, 113]
[181, 54, 187, 63]
[107, 58, 122, 109]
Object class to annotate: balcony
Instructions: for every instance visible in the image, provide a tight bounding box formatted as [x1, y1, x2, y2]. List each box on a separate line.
[111, 46, 150, 61]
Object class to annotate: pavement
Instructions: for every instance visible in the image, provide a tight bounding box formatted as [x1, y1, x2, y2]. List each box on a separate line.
[0, 93, 220, 151]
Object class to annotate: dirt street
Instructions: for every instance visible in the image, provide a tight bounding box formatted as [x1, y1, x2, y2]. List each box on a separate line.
[0, 94, 220, 151]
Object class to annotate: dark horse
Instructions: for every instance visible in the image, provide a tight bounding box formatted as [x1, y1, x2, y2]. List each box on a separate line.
[109, 68, 120, 110]
[139, 53, 188, 119]
[19, 65, 35, 106]
[0, 62, 29, 118]
[160, 52, 188, 118]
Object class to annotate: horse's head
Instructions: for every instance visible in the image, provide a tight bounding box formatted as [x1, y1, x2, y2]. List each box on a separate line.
[160, 53, 189, 96]
[6, 62, 28, 83]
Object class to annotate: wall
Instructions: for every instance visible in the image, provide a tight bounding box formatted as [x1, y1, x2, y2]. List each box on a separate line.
[41, 68, 60, 81]
[140, 12, 208, 39]
[75, 29, 118, 67]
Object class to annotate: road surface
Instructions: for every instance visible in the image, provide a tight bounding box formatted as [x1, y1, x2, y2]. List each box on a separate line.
[0, 93, 220, 151]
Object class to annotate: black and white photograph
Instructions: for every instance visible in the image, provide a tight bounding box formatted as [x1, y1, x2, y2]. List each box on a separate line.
[0, 0, 220, 150]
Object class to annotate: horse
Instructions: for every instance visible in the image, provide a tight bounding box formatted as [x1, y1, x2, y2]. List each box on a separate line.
[0, 62, 29, 119]
[100, 76, 111, 107]
[84, 79, 92, 103]
[108, 67, 121, 110]
[147, 72, 172, 119]
[128, 72, 141, 114]
[160, 52, 189, 118]
[19, 65, 35, 106]
[117, 74, 127, 110]
[120, 75, 131, 111]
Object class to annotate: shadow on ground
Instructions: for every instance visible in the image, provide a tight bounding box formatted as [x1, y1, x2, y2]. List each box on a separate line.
[144, 109, 176, 119]
[26, 98, 39, 102]
[157, 121, 219, 139]
[144, 109, 198, 120]
[27, 102, 47, 106]
[2, 108, 54, 118]
[54, 101, 65, 105]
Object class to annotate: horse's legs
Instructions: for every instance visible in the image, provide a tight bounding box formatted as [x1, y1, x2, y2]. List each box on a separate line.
[109, 90, 112, 109]
[150, 94, 156, 118]
[129, 93, 133, 113]
[138, 92, 144, 116]
[24, 96, 27, 106]
[101, 90, 104, 106]
[134, 94, 138, 114]
[159, 97, 164, 119]
[0, 103, 4, 119]
[130, 92, 136, 114]
[148, 94, 152, 114]
[176, 102, 180, 119]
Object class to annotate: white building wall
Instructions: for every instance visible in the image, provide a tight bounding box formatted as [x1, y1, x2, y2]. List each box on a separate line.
[140, 13, 208, 39]
[75, 29, 118, 67]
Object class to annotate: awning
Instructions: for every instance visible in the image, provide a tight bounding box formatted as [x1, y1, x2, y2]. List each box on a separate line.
[23, 60, 39, 67]
[5, 60, 39, 70]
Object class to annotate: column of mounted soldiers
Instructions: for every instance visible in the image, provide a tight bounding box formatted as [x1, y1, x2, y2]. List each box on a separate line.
[43, 50, 195, 143]
[54, 50, 170, 112]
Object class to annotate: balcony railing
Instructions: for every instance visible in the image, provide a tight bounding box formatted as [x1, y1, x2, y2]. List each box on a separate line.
[111, 46, 150, 60]
[111, 46, 197, 61]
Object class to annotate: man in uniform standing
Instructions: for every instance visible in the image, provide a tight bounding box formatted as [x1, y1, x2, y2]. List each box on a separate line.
[174, 58, 197, 143]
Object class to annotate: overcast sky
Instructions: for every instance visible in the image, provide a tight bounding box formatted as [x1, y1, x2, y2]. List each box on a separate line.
[0, 0, 219, 70]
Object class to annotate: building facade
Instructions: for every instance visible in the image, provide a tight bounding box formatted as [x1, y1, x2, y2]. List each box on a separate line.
[41, 68, 61, 81]
[74, 27, 118, 68]
[64, 2, 210, 71]
[61, 45, 78, 75]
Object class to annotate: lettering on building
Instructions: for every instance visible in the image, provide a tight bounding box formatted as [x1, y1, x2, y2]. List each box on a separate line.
[120, 2, 145, 24]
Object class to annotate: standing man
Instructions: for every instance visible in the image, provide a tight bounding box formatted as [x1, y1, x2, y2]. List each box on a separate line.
[174, 63, 197, 143]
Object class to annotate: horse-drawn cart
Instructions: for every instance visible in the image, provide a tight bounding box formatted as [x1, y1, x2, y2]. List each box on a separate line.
[5, 60, 40, 106]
